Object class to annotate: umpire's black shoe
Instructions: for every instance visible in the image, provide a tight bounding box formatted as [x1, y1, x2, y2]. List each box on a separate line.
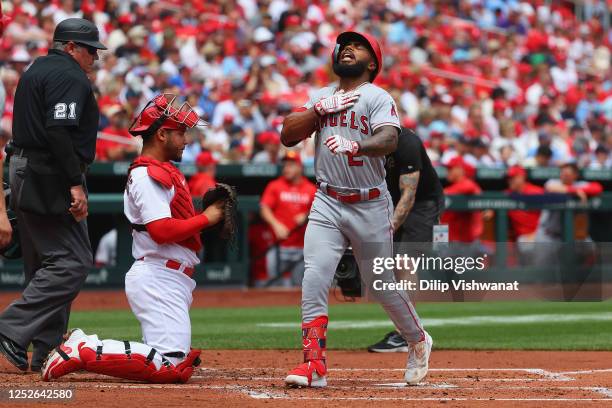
[31, 340, 52, 374]
[367, 331, 409, 353]
[0, 334, 28, 371]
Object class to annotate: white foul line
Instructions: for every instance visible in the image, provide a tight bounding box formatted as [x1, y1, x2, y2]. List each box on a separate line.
[246, 397, 612, 401]
[199, 367, 578, 373]
[257, 312, 612, 329]
[593, 387, 612, 398]
[525, 369, 574, 381]
[558, 369, 612, 375]
[192, 375, 574, 383]
[237, 386, 612, 401]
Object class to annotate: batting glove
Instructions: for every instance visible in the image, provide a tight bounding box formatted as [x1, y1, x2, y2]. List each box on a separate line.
[324, 135, 360, 155]
[313, 89, 360, 116]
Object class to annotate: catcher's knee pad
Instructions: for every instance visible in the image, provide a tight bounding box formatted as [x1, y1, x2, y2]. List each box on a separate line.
[80, 341, 201, 383]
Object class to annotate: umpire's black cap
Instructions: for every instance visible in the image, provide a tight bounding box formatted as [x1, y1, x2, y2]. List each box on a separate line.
[53, 18, 107, 50]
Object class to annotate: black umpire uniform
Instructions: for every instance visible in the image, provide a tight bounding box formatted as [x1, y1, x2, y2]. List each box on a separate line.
[0, 18, 105, 371]
[387, 128, 444, 241]
[367, 128, 444, 353]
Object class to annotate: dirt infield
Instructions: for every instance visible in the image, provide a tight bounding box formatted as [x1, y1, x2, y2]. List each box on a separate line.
[0, 350, 611, 407]
[0, 291, 611, 405]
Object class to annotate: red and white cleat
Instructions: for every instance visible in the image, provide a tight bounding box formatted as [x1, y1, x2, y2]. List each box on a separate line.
[285, 360, 327, 388]
[404, 330, 433, 385]
[41, 329, 89, 381]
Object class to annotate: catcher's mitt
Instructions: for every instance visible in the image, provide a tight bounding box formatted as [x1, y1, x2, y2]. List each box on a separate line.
[201, 183, 237, 242]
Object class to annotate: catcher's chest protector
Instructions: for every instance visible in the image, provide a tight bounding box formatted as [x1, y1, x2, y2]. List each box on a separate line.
[129, 156, 202, 251]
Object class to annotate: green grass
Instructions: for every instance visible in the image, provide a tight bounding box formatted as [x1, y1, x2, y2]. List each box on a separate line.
[68, 301, 612, 351]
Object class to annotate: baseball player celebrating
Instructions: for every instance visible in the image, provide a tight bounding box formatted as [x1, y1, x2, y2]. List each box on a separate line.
[281, 32, 432, 387]
[41, 94, 224, 383]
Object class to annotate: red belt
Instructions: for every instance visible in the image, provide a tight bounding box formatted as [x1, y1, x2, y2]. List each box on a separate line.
[323, 186, 380, 203]
[137, 257, 195, 278]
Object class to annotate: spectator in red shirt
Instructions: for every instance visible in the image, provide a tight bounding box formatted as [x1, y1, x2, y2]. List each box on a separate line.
[440, 156, 483, 242]
[259, 151, 316, 286]
[96, 105, 138, 161]
[505, 165, 544, 242]
[188, 151, 217, 197]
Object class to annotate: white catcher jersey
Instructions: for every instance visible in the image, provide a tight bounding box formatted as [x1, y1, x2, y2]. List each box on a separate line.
[304, 82, 401, 189]
[124, 167, 200, 266]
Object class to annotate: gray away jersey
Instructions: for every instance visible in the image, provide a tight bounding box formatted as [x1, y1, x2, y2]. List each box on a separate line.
[304, 82, 401, 189]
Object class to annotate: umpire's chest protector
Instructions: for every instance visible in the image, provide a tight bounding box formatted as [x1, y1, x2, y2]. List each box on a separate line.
[128, 156, 202, 251]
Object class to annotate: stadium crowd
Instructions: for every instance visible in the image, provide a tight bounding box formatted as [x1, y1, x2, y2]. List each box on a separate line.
[0, 0, 610, 170]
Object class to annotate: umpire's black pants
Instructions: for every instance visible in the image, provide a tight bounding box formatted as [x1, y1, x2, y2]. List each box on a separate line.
[399, 197, 444, 243]
[394, 197, 443, 281]
[0, 155, 91, 367]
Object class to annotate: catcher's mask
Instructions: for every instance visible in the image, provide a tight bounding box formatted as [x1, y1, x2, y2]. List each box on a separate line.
[129, 93, 207, 138]
[0, 182, 21, 260]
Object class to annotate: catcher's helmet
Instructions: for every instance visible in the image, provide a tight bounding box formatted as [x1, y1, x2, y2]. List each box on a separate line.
[333, 31, 382, 81]
[129, 94, 207, 138]
[0, 183, 21, 260]
[53, 18, 107, 50]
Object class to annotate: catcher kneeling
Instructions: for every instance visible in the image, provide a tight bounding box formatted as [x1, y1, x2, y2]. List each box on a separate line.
[42, 94, 236, 383]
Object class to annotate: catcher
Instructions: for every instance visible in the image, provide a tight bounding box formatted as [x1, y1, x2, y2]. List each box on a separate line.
[41, 94, 237, 383]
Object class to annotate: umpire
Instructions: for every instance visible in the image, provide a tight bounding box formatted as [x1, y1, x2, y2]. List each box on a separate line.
[367, 128, 444, 352]
[0, 18, 105, 372]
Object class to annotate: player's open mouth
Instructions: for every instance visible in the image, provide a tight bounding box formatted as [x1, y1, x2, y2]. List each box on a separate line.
[340, 51, 355, 62]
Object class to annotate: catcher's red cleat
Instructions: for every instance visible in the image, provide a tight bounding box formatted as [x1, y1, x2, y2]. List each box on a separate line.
[285, 360, 327, 387]
[41, 329, 89, 381]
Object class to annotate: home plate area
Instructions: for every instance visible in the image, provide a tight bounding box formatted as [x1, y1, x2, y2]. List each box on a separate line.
[1, 350, 611, 407]
[194, 366, 612, 403]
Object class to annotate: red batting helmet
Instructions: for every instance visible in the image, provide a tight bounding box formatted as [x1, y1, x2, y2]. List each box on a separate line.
[333, 31, 383, 81]
[129, 93, 207, 137]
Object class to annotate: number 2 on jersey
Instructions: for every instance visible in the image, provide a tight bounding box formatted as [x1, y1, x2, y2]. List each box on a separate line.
[347, 154, 363, 166]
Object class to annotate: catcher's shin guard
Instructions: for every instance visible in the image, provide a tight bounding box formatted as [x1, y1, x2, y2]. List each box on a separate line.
[285, 315, 328, 387]
[80, 340, 201, 383]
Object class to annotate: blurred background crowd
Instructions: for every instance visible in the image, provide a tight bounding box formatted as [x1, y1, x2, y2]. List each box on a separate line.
[0, 0, 610, 287]
[0, 0, 610, 170]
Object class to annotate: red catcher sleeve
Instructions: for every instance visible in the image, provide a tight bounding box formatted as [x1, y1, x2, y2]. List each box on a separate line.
[567, 182, 603, 197]
[145, 215, 209, 244]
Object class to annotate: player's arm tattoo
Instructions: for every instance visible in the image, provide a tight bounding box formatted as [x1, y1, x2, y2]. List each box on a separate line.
[356, 125, 398, 156]
[392, 171, 420, 232]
